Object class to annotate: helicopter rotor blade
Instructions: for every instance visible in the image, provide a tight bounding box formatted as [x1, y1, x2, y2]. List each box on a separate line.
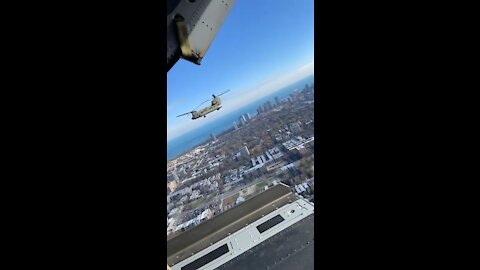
[194, 99, 213, 110]
[216, 89, 231, 97]
[176, 111, 192, 117]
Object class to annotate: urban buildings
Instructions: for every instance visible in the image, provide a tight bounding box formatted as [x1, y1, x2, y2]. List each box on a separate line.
[289, 121, 303, 134]
[166, 83, 315, 254]
[239, 145, 250, 156]
[266, 101, 273, 111]
[239, 115, 247, 126]
[167, 172, 180, 192]
[282, 136, 314, 151]
[256, 106, 263, 115]
[166, 184, 314, 270]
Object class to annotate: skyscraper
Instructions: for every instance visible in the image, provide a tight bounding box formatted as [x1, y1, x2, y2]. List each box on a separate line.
[244, 113, 251, 121]
[239, 115, 247, 126]
[275, 96, 280, 107]
[304, 84, 311, 99]
[293, 89, 300, 102]
[257, 106, 263, 115]
[266, 101, 273, 111]
[210, 133, 217, 141]
[233, 121, 238, 130]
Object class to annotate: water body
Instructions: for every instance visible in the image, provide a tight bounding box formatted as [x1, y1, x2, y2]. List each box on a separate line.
[167, 74, 314, 160]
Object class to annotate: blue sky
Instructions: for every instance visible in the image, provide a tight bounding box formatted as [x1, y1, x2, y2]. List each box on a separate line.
[167, 0, 314, 141]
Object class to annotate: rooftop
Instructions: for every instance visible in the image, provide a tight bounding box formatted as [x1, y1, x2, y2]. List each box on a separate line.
[167, 184, 296, 266]
[216, 214, 314, 270]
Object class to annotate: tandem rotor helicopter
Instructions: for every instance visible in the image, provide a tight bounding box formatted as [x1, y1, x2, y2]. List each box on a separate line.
[176, 90, 230, 120]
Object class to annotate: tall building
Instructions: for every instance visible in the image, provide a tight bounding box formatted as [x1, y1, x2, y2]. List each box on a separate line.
[257, 106, 263, 115]
[239, 115, 247, 126]
[289, 122, 303, 134]
[233, 121, 238, 130]
[244, 113, 251, 121]
[274, 96, 280, 107]
[210, 133, 217, 141]
[266, 101, 273, 111]
[293, 90, 301, 102]
[263, 102, 269, 112]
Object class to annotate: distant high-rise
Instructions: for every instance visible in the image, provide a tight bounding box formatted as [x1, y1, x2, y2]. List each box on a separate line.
[266, 101, 273, 111]
[306, 89, 312, 100]
[233, 121, 239, 130]
[263, 102, 269, 112]
[257, 106, 263, 115]
[210, 133, 217, 141]
[239, 115, 247, 126]
[244, 113, 251, 121]
[293, 90, 301, 102]
[275, 96, 281, 107]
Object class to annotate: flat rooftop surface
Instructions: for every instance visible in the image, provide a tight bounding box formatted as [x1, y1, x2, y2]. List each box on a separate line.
[167, 184, 295, 266]
[215, 213, 314, 270]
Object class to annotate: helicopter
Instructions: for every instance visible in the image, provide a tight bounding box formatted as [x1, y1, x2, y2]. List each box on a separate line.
[176, 90, 230, 120]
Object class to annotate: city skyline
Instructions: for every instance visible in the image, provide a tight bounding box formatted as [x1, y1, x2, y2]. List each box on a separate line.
[167, 75, 314, 160]
[167, 62, 314, 142]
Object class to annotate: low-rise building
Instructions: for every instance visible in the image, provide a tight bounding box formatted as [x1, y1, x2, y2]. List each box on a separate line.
[282, 136, 315, 151]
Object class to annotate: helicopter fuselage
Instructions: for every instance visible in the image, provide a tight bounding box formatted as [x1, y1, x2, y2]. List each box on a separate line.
[177, 94, 227, 120]
[191, 102, 222, 119]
